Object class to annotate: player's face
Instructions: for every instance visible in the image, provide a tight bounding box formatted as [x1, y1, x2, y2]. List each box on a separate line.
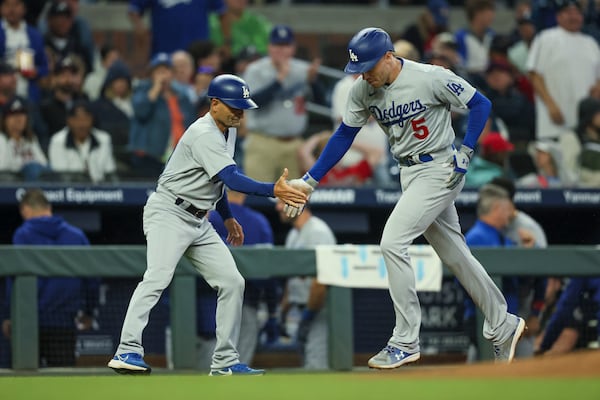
[361, 52, 393, 88]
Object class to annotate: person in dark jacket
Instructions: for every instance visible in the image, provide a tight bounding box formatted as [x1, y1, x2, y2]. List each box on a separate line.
[1, 188, 98, 367]
[91, 60, 134, 173]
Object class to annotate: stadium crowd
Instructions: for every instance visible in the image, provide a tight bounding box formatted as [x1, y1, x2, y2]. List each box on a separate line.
[1, 0, 599, 370]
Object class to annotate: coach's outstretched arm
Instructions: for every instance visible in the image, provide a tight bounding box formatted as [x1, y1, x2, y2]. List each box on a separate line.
[445, 91, 492, 190]
[217, 165, 307, 207]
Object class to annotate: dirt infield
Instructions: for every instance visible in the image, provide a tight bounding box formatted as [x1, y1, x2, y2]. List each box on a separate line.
[392, 350, 600, 378]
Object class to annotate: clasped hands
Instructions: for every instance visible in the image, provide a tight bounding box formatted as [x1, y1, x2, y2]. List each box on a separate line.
[273, 169, 316, 218]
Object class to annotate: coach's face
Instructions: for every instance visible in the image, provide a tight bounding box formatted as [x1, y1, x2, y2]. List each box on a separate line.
[211, 98, 244, 131]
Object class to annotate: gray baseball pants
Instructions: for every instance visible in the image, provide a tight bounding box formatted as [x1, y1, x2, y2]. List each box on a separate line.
[382, 159, 520, 354]
[116, 192, 244, 370]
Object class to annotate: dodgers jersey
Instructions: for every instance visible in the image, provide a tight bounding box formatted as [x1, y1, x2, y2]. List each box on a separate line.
[344, 59, 476, 160]
[157, 113, 236, 210]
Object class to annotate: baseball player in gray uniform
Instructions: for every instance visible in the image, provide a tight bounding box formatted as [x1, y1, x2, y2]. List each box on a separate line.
[108, 74, 307, 376]
[285, 27, 526, 368]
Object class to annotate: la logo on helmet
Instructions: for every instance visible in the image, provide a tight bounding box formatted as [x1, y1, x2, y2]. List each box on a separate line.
[242, 86, 250, 98]
[349, 49, 358, 62]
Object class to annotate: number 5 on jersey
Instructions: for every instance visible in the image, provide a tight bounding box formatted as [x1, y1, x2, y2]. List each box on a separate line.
[411, 118, 429, 140]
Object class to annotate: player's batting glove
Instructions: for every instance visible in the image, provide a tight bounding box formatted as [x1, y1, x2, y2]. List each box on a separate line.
[446, 145, 474, 190]
[284, 173, 318, 218]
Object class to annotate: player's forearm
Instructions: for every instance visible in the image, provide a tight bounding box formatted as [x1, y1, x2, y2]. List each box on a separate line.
[217, 165, 274, 197]
[307, 122, 360, 182]
[463, 91, 491, 149]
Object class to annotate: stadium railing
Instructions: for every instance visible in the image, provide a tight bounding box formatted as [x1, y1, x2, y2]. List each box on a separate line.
[2, 245, 599, 371]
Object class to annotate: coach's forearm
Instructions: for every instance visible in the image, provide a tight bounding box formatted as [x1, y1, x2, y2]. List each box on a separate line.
[217, 165, 274, 197]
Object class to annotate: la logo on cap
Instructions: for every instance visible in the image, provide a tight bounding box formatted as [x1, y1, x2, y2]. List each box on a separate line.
[242, 86, 250, 98]
[349, 49, 358, 62]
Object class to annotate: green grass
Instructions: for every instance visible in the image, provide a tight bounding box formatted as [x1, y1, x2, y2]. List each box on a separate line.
[2, 374, 599, 400]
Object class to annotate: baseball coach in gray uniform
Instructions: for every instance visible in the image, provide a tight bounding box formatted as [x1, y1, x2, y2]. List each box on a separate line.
[285, 27, 526, 369]
[108, 74, 307, 376]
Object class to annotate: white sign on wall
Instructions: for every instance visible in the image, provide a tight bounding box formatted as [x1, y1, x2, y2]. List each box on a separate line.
[315, 244, 442, 292]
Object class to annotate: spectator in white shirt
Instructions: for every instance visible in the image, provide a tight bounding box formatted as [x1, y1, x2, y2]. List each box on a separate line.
[0, 96, 48, 180]
[48, 99, 116, 182]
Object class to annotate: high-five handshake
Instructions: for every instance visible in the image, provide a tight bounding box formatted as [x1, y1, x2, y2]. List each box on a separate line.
[283, 173, 318, 218]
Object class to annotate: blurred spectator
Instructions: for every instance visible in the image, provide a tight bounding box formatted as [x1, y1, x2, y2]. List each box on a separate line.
[517, 141, 578, 187]
[330, 73, 391, 186]
[208, 190, 280, 366]
[242, 25, 324, 181]
[465, 131, 515, 187]
[393, 39, 420, 62]
[0, 0, 49, 102]
[482, 60, 535, 148]
[577, 97, 600, 186]
[527, 0, 600, 145]
[0, 124, 6, 169]
[43, 1, 92, 75]
[427, 32, 467, 76]
[298, 130, 384, 187]
[233, 45, 261, 75]
[209, 0, 271, 73]
[508, 5, 537, 75]
[2, 188, 98, 367]
[0, 96, 49, 180]
[128, 53, 195, 178]
[48, 99, 117, 182]
[90, 60, 133, 174]
[488, 176, 548, 357]
[37, 0, 95, 72]
[275, 199, 336, 370]
[536, 278, 600, 355]
[401, 0, 450, 60]
[462, 184, 539, 361]
[83, 44, 120, 101]
[187, 39, 222, 73]
[128, 0, 226, 57]
[0, 61, 49, 151]
[455, 0, 496, 75]
[193, 65, 215, 117]
[171, 50, 197, 104]
[40, 55, 86, 136]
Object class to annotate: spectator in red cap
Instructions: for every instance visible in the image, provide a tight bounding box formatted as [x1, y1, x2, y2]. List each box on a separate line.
[465, 131, 515, 187]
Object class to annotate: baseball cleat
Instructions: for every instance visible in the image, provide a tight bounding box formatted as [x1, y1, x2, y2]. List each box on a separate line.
[367, 345, 420, 369]
[493, 317, 526, 363]
[209, 363, 265, 376]
[108, 353, 152, 374]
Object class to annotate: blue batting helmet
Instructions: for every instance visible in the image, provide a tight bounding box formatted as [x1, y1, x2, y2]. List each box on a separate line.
[344, 27, 394, 74]
[207, 74, 258, 110]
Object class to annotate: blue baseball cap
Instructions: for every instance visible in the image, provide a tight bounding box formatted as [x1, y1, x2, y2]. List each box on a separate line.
[269, 25, 295, 45]
[149, 52, 172, 69]
[344, 27, 394, 74]
[428, 0, 449, 27]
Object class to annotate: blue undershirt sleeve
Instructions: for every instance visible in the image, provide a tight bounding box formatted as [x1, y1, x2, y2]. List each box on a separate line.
[462, 91, 492, 149]
[307, 122, 361, 181]
[215, 190, 233, 220]
[217, 165, 275, 197]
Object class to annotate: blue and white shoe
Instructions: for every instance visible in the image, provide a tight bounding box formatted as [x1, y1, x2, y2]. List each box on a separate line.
[368, 345, 420, 369]
[108, 353, 152, 374]
[209, 363, 265, 376]
[494, 317, 526, 363]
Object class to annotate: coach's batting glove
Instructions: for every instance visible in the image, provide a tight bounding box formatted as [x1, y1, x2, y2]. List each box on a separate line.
[284, 173, 318, 218]
[445, 145, 474, 190]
